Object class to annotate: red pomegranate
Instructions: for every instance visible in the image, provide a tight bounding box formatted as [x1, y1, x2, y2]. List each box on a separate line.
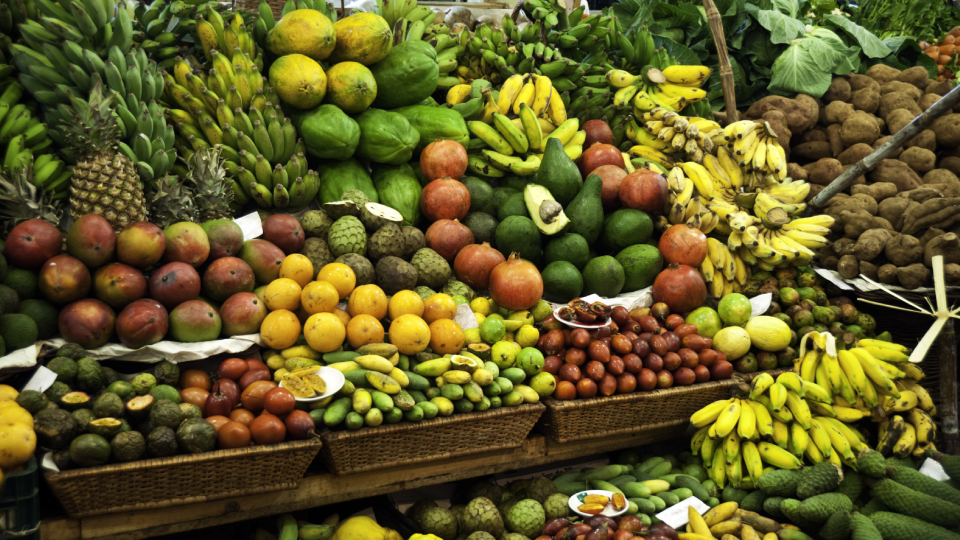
[454, 243, 505, 290]
[424, 219, 474, 262]
[658, 223, 708, 266]
[652, 263, 707, 314]
[579, 143, 624, 177]
[420, 139, 468, 181]
[593, 165, 628, 211]
[583, 120, 614, 148]
[420, 177, 471, 221]
[619, 169, 668, 213]
[489, 253, 543, 310]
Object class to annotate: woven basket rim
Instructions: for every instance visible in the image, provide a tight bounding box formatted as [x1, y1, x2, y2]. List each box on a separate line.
[43, 437, 321, 481]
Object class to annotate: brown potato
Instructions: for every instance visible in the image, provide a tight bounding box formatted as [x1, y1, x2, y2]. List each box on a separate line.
[872, 136, 903, 158]
[939, 156, 960, 177]
[787, 162, 809, 180]
[850, 74, 881, 92]
[805, 157, 844, 186]
[866, 64, 901, 85]
[839, 143, 874, 165]
[886, 109, 918, 135]
[800, 128, 828, 143]
[840, 112, 881, 146]
[896, 66, 932, 90]
[851, 87, 880, 114]
[824, 101, 856, 124]
[900, 147, 937, 175]
[879, 92, 922, 120]
[868, 159, 922, 191]
[793, 141, 833, 162]
[880, 80, 922, 101]
[919, 93, 941, 111]
[745, 95, 818, 133]
[907, 129, 937, 151]
[828, 124, 844, 157]
[933, 113, 960, 147]
[824, 77, 852, 103]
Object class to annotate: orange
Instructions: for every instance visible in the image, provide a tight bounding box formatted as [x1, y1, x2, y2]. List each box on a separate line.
[348, 284, 388, 319]
[0, 422, 35, 469]
[423, 293, 457, 323]
[318, 263, 356, 299]
[388, 290, 424, 319]
[260, 309, 302, 349]
[301, 280, 340, 314]
[0, 406, 33, 429]
[303, 312, 346, 353]
[279, 254, 315, 288]
[388, 314, 431, 355]
[333, 308, 352, 328]
[346, 314, 385, 348]
[0, 385, 18, 401]
[264, 278, 303, 311]
[428, 319, 465, 355]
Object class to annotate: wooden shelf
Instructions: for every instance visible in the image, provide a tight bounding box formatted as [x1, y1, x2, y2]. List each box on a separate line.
[39, 421, 688, 540]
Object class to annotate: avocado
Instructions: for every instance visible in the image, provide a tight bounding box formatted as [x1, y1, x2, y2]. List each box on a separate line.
[153, 360, 180, 386]
[602, 209, 653, 253]
[0, 284, 18, 314]
[501, 175, 533, 193]
[100, 366, 120, 387]
[71, 408, 96, 432]
[491, 187, 519, 209]
[462, 176, 496, 215]
[56, 342, 86, 360]
[564, 174, 604, 244]
[150, 399, 183, 429]
[176, 418, 217, 454]
[0, 313, 38, 351]
[534, 137, 582, 206]
[524, 184, 570, 235]
[495, 216, 542, 264]
[17, 298, 58, 339]
[93, 392, 124, 418]
[3, 268, 36, 300]
[544, 233, 590, 270]
[616, 244, 663, 292]
[541, 261, 584, 303]
[462, 212, 499, 247]
[498, 192, 529, 221]
[45, 381, 72, 404]
[76, 358, 103, 393]
[582, 256, 626, 298]
[111, 431, 146, 462]
[34, 407, 79, 450]
[147, 426, 178, 457]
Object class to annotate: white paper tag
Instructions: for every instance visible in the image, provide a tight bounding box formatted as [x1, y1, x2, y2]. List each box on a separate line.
[22, 365, 58, 393]
[815, 268, 854, 290]
[455, 303, 479, 330]
[579, 294, 603, 303]
[234, 212, 263, 241]
[749, 293, 773, 318]
[336, 302, 349, 312]
[919, 457, 951, 481]
[655, 496, 710, 529]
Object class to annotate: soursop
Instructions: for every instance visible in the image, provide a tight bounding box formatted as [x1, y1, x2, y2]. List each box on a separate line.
[543, 493, 569, 519]
[360, 202, 403, 232]
[505, 499, 545, 538]
[336, 253, 375, 286]
[376, 256, 418, 294]
[443, 279, 475, 301]
[522, 476, 557, 503]
[462, 497, 504, 538]
[323, 200, 359, 219]
[412, 248, 452, 290]
[368, 223, 406, 262]
[327, 216, 366, 257]
[415, 286, 436, 300]
[797, 462, 842, 499]
[498, 495, 518, 521]
[450, 504, 466, 531]
[420, 506, 459, 539]
[406, 499, 438, 524]
[300, 210, 334, 239]
[402, 226, 426, 259]
[301, 238, 334, 276]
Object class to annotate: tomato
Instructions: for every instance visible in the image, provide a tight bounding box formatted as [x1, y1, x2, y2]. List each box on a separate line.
[218, 420, 252, 448]
[218, 358, 249, 381]
[246, 359, 270, 372]
[239, 369, 271, 390]
[180, 387, 210, 415]
[264, 387, 296, 416]
[229, 408, 255, 426]
[180, 369, 212, 391]
[241, 380, 277, 413]
[250, 413, 286, 445]
[206, 415, 231, 431]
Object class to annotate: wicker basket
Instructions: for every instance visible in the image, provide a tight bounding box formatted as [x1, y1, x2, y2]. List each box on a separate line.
[539, 370, 786, 443]
[319, 403, 545, 475]
[44, 438, 322, 518]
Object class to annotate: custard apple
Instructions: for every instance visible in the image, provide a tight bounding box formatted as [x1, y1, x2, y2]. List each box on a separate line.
[503, 534, 531, 540]
[407, 499, 438, 524]
[342, 189, 372, 209]
[420, 507, 459, 539]
[505, 499, 545, 538]
[402, 226, 426, 259]
[464, 481, 504, 506]
[368, 223, 406, 262]
[498, 494, 518, 519]
[543, 493, 569, 519]
[465, 533, 495, 540]
[376, 256, 418, 295]
[523, 476, 558, 503]
[327, 216, 366, 257]
[462, 497, 504, 538]
[443, 279, 475, 302]
[360, 202, 404, 232]
[411, 248, 452, 289]
[336, 253, 375, 286]
[450, 504, 467, 531]
[300, 238, 333, 277]
[300, 210, 334, 239]
[415, 286, 436, 300]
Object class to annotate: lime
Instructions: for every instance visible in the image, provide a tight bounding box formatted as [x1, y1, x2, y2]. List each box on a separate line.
[479, 317, 506, 344]
[470, 297, 492, 316]
[718, 293, 752, 326]
[686, 307, 723, 338]
[516, 347, 545, 376]
[530, 300, 552, 323]
[530, 371, 557, 397]
[515, 325, 539, 348]
[502, 319, 523, 332]
[452, 294, 468, 306]
[491, 340, 520, 369]
[508, 310, 534, 326]
[464, 328, 482, 345]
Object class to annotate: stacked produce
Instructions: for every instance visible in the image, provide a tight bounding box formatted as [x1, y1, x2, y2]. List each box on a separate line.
[0, 383, 38, 485]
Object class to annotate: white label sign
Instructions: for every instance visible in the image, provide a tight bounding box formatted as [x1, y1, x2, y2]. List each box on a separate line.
[234, 212, 263, 241]
[815, 268, 854, 291]
[455, 303, 479, 330]
[749, 293, 773, 318]
[655, 496, 711, 529]
[919, 457, 951, 481]
[23, 365, 58, 393]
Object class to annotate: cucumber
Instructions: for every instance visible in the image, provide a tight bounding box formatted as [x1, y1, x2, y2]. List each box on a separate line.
[403, 404, 424, 422]
[630, 497, 656, 515]
[345, 411, 363, 430]
[677, 474, 711, 500]
[661, 473, 697, 488]
[633, 470, 657, 482]
[619, 449, 641, 465]
[408, 390, 427, 403]
[670, 488, 693, 500]
[609, 475, 637, 487]
[580, 465, 623, 482]
[683, 463, 708, 482]
[701, 479, 719, 498]
[622, 482, 652, 499]
[707, 497, 719, 507]
[659, 491, 680, 506]
[662, 455, 680, 470]
[649, 495, 666, 511]
[591, 480, 623, 495]
[384, 407, 403, 423]
[626, 500, 638, 515]
[638, 456, 665, 473]
[322, 397, 351, 426]
[418, 401, 439, 419]
[639, 514, 652, 526]
[553, 471, 582, 484]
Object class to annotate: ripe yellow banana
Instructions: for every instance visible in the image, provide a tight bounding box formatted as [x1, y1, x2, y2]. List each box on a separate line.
[532, 75, 553, 117]
[606, 69, 641, 88]
[738, 399, 757, 440]
[757, 441, 802, 469]
[714, 399, 742, 438]
[546, 86, 567, 125]
[662, 65, 712, 86]
[446, 84, 472, 105]
[512, 79, 536, 116]
[497, 74, 525, 115]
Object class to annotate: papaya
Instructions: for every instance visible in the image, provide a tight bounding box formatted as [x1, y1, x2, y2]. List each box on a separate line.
[372, 164, 422, 226]
[324, 62, 378, 114]
[369, 41, 439, 109]
[266, 9, 335, 61]
[316, 158, 379, 204]
[328, 13, 392, 65]
[269, 54, 327, 109]
[390, 105, 471, 153]
[293, 105, 360, 160]
[355, 109, 420, 165]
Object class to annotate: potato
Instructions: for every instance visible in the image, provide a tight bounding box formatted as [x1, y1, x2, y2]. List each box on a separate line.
[879, 92, 922, 120]
[832, 237, 856, 256]
[868, 159, 922, 192]
[886, 108, 918, 135]
[787, 162, 809, 180]
[932, 114, 960, 147]
[852, 88, 881, 114]
[899, 147, 936, 175]
[917, 227, 945, 248]
[928, 80, 954, 96]
[805, 157, 844, 186]
[745, 95, 818, 134]
[838, 254, 860, 279]
[898, 263, 931, 289]
[878, 197, 918, 231]
[872, 136, 903, 158]
[838, 143, 874, 165]
[851, 182, 898, 202]
[854, 228, 894, 261]
[824, 101, 856, 125]
[840, 112, 881, 146]
[878, 263, 899, 284]
[896, 66, 932, 90]
[880, 81, 922, 101]
[924, 233, 960, 266]
[906, 129, 936, 152]
[940, 156, 960, 177]
[823, 255, 840, 270]
[850, 74, 881, 93]
[828, 124, 844, 157]
[946, 263, 960, 285]
[871, 114, 887, 133]
[794, 94, 821, 131]
[794, 141, 834, 162]
[807, 183, 825, 202]
[840, 209, 885, 238]
[919, 93, 941, 112]
[761, 110, 792, 142]
[800, 128, 828, 144]
[867, 64, 901, 85]
[824, 78, 852, 103]
[860, 260, 879, 281]
[922, 169, 960, 195]
[884, 234, 924, 266]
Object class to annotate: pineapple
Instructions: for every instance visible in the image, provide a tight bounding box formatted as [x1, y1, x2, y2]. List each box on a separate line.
[62, 81, 147, 232]
[0, 158, 63, 233]
[187, 145, 234, 221]
[149, 175, 199, 229]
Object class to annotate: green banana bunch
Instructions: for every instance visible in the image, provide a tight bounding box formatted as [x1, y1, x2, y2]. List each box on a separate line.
[115, 100, 176, 188]
[375, 0, 416, 30]
[0, 0, 39, 43]
[613, 25, 656, 73]
[254, 0, 336, 53]
[0, 82, 71, 199]
[135, 0, 238, 70]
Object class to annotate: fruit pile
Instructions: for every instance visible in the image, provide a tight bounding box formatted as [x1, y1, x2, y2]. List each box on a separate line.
[0, 383, 38, 485]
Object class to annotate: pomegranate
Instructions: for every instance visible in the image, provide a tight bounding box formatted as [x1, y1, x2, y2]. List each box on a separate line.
[204, 381, 232, 417]
[420, 139, 468, 181]
[420, 177, 471, 221]
[619, 169, 668, 213]
[579, 143, 624, 177]
[489, 252, 543, 310]
[658, 223, 708, 266]
[652, 263, 707, 314]
[284, 409, 316, 439]
[425, 219, 474, 262]
[583, 120, 614, 148]
[454, 242, 505, 290]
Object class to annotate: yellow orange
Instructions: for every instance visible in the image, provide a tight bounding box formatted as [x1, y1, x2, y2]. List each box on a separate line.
[318, 263, 356, 299]
[0, 385, 18, 401]
[0, 406, 33, 429]
[423, 293, 457, 323]
[279, 254, 315, 288]
[0, 422, 36, 469]
[346, 314, 385, 348]
[260, 309, 301, 349]
[388, 314, 431, 355]
[388, 290, 424, 319]
[348, 284, 388, 319]
[264, 278, 303, 311]
[429, 319, 465, 355]
[333, 308, 352, 328]
[301, 280, 340, 314]
[304, 312, 346, 353]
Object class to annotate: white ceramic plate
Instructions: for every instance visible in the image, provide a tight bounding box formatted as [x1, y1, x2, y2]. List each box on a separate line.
[569, 490, 628, 518]
[279, 366, 345, 402]
[553, 306, 613, 329]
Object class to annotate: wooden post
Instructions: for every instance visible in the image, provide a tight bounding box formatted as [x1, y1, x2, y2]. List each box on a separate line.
[808, 82, 960, 212]
[940, 319, 959, 454]
[703, 0, 738, 125]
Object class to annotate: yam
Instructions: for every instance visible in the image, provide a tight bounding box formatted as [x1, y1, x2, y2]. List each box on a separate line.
[906, 129, 936, 152]
[800, 129, 828, 144]
[839, 143, 874, 165]
[880, 81, 922, 102]
[928, 80, 954, 96]
[939, 156, 960, 177]
[884, 234, 924, 266]
[840, 209, 884, 238]
[854, 228, 894, 261]
[787, 162, 809, 180]
[762, 110, 792, 142]
[878, 263, 899, 284]
[868, 159, 922, 192]
[923, 233, 960, 266]
[807, 184, 825, 202]
[794, 94, 821, 131]
[945, 264, 960, 285]
[899, 147, 937, 175]
[828, 193, 877, 215]
[824, 101, 856, 125]
[917, 228, 945, 248]
[824, 78, 853, 103]
[902, 197, 960, 235]
[879, 198, 919, 231]
[919, 94, 941, 112]
[832, 237, 856, 256]
[899, 187, 944, 203]
[874, 216, 895, 231]
[898, 263, 931, 289]
[745, 96, 817, 134]
[823, 255, 839, 270]
[860, 260, 879, 281]
[896, 66, 932, 90]
[851, 182, 897, 202]
[838, 254, 860, 279]
[827, 124, 844, 157]
[805, 158, 844, 186]
[794, 141, 834, 162]
[932, 114, 960, 147]
[886, 109, 918, 135]
[851, 88, 880, 114]
[866, 64, 901, 85]
[850, 74, 881, 93]
[922, 169, 960, 196]
[840, 112, 881, 146]
[872, 136, 903, 159]
[879, 92, 922, 120]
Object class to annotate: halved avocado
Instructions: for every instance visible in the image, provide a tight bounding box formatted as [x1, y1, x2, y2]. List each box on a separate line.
[88, 417, 123, 439]
[59, 391, 91, 411]
[524, 184, 570, 235]
[450, 354, 481, 373]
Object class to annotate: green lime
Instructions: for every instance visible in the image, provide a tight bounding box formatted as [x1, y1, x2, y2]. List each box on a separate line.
[452, 294, 469, 306]
[479, 317, 506, 344]
[686, 307, 723, 339]
[718, 293, 752, 326]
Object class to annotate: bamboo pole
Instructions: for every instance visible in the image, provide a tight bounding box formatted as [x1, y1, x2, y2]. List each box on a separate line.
[808, 82, 960, 212]
[703, 0, 738, 125]
[939, 319, 958, 454]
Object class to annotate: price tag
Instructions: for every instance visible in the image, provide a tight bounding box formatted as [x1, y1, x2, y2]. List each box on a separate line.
[749, 293, 772, 318]
[455, 303, 479, 330]
[22, 365, 58, 393]
[234, 212, 263, 241]
[655, 496, 710, 529]
[919, 457, 951, 481]
[815, 268, 854, 291]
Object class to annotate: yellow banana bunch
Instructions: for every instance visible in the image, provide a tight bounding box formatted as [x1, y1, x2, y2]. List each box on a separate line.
[698, 237, 749, 298]
[494, 74, 567, 125]
[635, 107, 718, 163]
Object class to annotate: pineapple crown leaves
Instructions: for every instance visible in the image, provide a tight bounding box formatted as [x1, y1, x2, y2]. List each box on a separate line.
[58, 80, 123, 154]
[0, 157, 64, 231]
[149, 174, 200, 228]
